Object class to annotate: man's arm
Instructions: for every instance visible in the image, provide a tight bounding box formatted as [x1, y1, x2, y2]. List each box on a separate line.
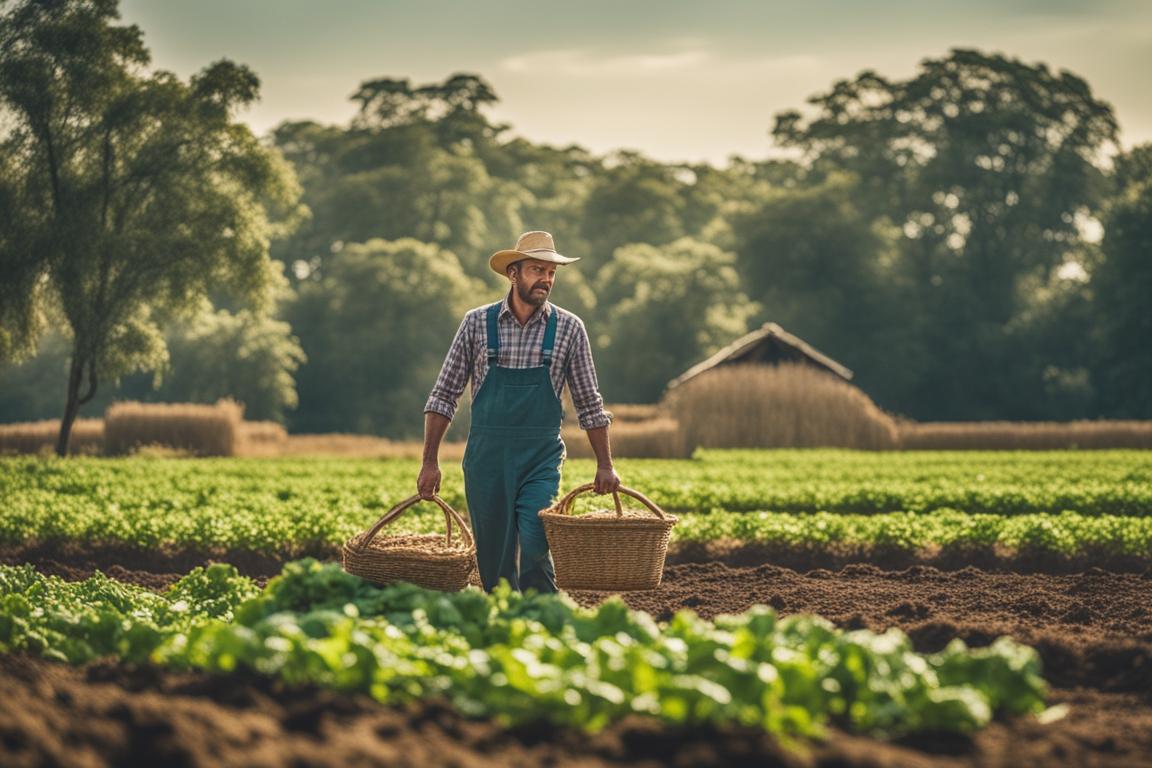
[418, 315, 472, 498]
[585, 425, 621, 494]
[565, 317, 620, 494]
[418, 412, 451, 498]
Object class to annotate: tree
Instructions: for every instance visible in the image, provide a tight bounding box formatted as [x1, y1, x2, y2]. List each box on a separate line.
[285, 238, 482, 437]
[155, 306, 306, 422]
[477, 138, 598, 275]
[351, 73, 499, 132]
[319, 143, 524, 256]
[271, 83, 527, 289]
[0, 145, 45, 363]
[1091, 143, 1152, 416]
[771, 48, 1119, 418]
[0, 0, 304, 454]
[581, 152, 687, 261]
[0, 326, 72, 422]
[593, 238, 758, 403]
[730, 172, 911, 412]
[0, 304, 306, 422]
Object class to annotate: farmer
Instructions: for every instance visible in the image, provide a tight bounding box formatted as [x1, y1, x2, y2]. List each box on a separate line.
[418, 231, 620, 594]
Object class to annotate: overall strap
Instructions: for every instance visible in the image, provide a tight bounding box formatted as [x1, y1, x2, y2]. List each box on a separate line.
[485, 303, 501, 364]
[541, 308, 558, 367]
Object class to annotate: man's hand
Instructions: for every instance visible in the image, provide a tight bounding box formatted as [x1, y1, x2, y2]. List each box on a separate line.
[593, 464, 621, 495]
[417, 462, 441, 499]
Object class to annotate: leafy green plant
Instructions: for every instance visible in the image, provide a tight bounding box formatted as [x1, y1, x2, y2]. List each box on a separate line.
[0, 559, 1048, 740]
[1, 453, 1149, 562]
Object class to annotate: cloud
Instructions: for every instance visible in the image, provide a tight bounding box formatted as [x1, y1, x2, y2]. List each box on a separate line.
[500, 49, 709, 77]
[500, 47, 830, 85]
[737, 53, 826, 74]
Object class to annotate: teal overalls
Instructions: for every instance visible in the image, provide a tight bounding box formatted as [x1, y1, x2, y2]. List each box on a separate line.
[462, 303, 562, 594]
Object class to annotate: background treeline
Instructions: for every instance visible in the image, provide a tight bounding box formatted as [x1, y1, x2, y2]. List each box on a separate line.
[3, 49, 1150, 439]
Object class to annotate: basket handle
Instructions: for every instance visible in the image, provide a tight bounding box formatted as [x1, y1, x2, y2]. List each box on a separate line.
[551, 484, 667, 520]
[353, 494, 474, 554]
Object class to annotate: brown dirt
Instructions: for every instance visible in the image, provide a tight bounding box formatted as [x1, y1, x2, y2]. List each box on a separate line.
[571, 562, 1152, 694]
[668, 539, 1152, 575]
[0, 542, 314, 582]
[9, 538, 1152, 584]
[3, 546, 1152, 766]
[2, 655, 1151, 768]
[6, 537, 1152, 586]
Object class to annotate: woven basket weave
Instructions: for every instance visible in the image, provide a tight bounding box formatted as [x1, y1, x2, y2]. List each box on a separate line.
[539, 484, 677, 592]
[342, 494, 477, 592]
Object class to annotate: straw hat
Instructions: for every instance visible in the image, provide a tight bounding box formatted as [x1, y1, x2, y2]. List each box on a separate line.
[489, 231, 580, 276]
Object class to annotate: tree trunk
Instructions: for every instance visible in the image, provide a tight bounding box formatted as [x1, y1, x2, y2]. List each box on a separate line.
[55, 352, 99, 458]
[55, 357, 83, 457]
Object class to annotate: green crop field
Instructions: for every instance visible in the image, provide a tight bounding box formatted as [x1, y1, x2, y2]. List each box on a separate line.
[0, 559, 1048, 738]
[2, 450, 1150, 559]
[2, 448, 1148, 755]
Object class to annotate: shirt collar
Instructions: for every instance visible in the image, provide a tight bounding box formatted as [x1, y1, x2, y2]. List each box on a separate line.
[499, 288, 552, 326]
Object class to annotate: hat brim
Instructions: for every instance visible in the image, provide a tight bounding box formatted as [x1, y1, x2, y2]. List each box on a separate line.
[489, 249, 580, 276]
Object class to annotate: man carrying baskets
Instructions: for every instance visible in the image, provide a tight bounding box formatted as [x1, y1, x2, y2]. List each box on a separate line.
[418, 231, 621, 594]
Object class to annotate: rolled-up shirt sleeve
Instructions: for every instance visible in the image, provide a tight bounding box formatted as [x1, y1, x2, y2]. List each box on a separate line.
[424, 315, 472, 421]
[566, 318, 612, 430]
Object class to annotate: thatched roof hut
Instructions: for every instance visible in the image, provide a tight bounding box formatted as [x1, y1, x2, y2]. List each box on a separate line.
[667, 322, 853, 391]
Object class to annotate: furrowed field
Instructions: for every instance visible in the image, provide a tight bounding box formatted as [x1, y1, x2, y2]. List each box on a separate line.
[2, 450, 1151, 766]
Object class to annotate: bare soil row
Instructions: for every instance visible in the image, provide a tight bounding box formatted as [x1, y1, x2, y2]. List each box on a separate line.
[7, 538, 1152, 581]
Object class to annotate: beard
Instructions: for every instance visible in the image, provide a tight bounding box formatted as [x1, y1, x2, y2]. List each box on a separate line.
[515, 280, 550, 306]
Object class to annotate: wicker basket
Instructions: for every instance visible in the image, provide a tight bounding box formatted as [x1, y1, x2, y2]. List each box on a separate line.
[539, 484, 677, 592]
[342, 494, 477, 591]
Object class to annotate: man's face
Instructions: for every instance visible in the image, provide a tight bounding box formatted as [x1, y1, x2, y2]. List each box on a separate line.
[511, 259, 558, 306]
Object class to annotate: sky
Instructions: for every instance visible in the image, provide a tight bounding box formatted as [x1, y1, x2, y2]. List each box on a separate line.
[119, 0, 1152, 166]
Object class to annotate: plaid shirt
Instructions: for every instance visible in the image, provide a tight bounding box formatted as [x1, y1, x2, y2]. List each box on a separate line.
[424, 293, 612, 430]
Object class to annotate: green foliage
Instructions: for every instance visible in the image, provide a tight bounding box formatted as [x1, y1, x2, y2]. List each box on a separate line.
[581, 153, 687, 258]
[1092, 143, 1152, 418]
[0, 329, 72, 421]
[730, 172, 910, 400]
[155, 305, 306, 422]
[0, 0, 305, 453]
[594, 238, 759, 402]
[273, 71, 525, 281]
[0, 451, 1149, 558]
[165, 562, 262, 619]
[0, 561, 255, 664]
[5, 42, 1149, 431]
[0, 558, 1048, 738]
[617, 449, 1152, 517]
[0, 305, 306, 423]
[286, 238, 483, 436]
[255, 50, 1146, 426]
[770, 48, 1119, 420]
[347, 72, 506, 161]
[677, 509, 1152, 559]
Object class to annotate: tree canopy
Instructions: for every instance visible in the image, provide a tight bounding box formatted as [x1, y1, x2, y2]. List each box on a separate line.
[0, 0, 303, 453]
[2, 28, 1150, 438]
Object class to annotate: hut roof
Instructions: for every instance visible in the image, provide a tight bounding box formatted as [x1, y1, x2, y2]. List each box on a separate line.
[667, 322, 854, 391]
